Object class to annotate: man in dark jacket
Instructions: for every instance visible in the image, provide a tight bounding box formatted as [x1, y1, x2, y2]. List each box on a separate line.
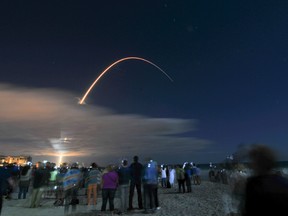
[30, 162, 46, 208]
[128, 155, 143, 210]
[117, 159, 130, 214]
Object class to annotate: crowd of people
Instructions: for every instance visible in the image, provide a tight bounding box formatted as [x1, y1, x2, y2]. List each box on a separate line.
[2, 144, 287, 216]
[1, 155, 194, 215]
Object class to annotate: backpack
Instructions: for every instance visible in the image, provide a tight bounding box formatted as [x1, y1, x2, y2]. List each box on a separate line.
[179, 169, 185, 180]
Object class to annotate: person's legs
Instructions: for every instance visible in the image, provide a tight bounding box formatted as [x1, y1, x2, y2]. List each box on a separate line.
[143, 184, 148, 211]
[18, 186, 23, 199]
[128, 182, 135, 209]
[34, 187, 44, 207]
[108, 189, 116, 211]
[182, 180, 186, 192]
[153, 185, 159, 208]
[180, 180, 185, 193]
[148, 184, 153, 209]
[101, 189, 108, 211]
[92, 184, 97, 205]
[135, 182, 143, 209]
[23, 186, 28, 199]
[71, 188, 78, 212]
[197, 175, 201, 185]
[30, 188, 39, 208]
[87, 184, 92, 205]
[64, 190, 71, 215]
[123, 184, 129, 212]
[0, 195, 3, 215]
[119, 185, 125, 212]
[177, 179, 181, 192]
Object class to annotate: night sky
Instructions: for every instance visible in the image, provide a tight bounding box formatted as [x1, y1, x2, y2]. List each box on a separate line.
[1, 1, 288, 166]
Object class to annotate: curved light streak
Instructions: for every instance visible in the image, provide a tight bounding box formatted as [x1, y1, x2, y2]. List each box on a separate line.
[79, 56, 173, 104]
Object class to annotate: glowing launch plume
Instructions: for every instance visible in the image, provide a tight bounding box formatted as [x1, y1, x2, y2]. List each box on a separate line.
[79, 56, 173, 104]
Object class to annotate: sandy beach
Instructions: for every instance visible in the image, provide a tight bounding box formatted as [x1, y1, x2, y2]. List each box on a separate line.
[1, 180, 235, 216]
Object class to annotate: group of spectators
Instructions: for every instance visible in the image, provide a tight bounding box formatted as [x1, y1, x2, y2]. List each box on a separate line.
[161, 163, 201, 194]
[0, 156, 205, 215]
[0, 155, 161, 215]
[97, 155, 160, 214]
[2, 145, 288, 216]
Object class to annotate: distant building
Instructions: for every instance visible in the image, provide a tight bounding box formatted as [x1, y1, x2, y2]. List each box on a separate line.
[0, 155, 32, 166]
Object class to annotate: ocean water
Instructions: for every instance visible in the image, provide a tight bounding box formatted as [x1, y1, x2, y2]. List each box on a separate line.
[276, 161, 288, 175]
[197, 160, 288, 180]
[198, 160, 288, 170]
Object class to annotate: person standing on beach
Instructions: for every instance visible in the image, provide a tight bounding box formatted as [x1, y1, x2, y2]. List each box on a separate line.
[0, 177, 3, 215]
[18, 165, 32, 199]
[54, 164, 68, 206]
[161, 166, 167, 188]
[101, 164, 119, 212]
[142, 158, 159, 213]
[242, 144, 288, 216]
[0, 166, 13, 215]
[169, 166, 176, 188]
[184, 163, 192, 192]
[85, 162, 101, 209]
[176, 165, 185, 193]
[63, 162, 82, 215]
[128, 155, 143, 210]
[195, 165, 201, 185]
[117, 159, 130, 214]
[30, 162, 46, 208]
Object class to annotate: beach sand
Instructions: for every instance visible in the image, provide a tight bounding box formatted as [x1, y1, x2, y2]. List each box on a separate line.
[1, 181, 235, 216]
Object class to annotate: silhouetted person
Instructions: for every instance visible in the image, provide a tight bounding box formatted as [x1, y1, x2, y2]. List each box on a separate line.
[128, 155, 143, 210]
[30, 162, 46, 208]
[242, 144, 288, 216]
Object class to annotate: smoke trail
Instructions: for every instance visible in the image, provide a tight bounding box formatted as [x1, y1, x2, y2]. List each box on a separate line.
[79, 56, 173, 104]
